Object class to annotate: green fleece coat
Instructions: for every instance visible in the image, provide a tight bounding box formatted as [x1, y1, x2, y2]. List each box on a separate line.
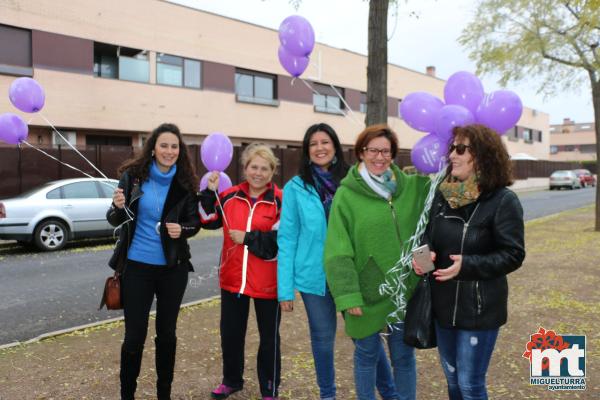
[324, 164, 430, 339]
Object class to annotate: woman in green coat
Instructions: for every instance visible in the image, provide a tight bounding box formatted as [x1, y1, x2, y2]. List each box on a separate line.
[324, 124, 430, 400]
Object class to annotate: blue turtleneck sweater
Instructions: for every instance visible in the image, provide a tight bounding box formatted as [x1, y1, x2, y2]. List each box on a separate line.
[128, 161, 176, 266]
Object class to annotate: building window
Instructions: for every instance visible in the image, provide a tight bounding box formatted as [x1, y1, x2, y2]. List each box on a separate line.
[507, 127, 519, 142]
[522, 128, 533, 143]
[86, 135, 132, 146]
[52, 131, 76, 146]
[0, 24, 33, 76]
[536, 130, 543, 142]
[313, 84, 344, 115]
[157, 53, 201, 89]
[235, 70, 278, 106]
[550, 145, 558, 154]
[580, 144, 596, 153]
[360, 92, 367, 113]
[94, 42, 149, 83]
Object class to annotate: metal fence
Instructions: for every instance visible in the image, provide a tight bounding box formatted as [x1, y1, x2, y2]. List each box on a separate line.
[0, 144, 591, 198]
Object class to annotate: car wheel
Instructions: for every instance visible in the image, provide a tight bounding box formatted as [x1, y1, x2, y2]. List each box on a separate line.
[34, 219, 68, 251]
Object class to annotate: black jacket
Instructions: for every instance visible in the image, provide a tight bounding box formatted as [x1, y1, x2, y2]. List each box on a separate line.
[424, 187, 525, 330]
[106, 170, 201, 272]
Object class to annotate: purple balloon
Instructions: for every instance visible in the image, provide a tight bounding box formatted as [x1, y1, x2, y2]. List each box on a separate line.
[278, 46, 309, 78]
[444, 71, 484, 114]
[400, 92, 444, 133]
[9, 77, 45, 113]
[411, 133, 447, 174]
[199, 171, 233, 194]
[0, 113, 28, 144]
[475, 90, 523, 134]
[201, 132, 233, 172]
[278, 15, 315, 57]
[434, 105, 475, 143]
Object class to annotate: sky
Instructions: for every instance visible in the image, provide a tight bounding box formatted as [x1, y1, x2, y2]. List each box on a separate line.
[169, 0, 595, 125]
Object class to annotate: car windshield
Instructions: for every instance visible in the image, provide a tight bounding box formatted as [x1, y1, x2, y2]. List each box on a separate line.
[551, 171, 571, 177]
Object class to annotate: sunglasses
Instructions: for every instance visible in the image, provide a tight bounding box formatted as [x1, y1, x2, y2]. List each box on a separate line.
[449, 143, 471, 155]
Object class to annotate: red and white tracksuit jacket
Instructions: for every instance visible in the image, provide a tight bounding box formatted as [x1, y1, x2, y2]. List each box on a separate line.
[199, 181, 282, 299]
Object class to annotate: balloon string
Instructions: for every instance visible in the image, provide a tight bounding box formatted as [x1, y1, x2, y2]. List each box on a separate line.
[20, 140, 115, 190]
[213, 188, 230, 229]
[298, 79, 363, 127]
[328, 83, 362, 126]
[37, 113, 109, 180]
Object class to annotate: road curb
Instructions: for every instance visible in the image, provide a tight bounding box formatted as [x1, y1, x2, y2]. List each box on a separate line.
[0, 294, 220, 351]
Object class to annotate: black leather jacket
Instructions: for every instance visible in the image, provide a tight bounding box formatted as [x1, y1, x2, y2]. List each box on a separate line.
[424, 187, 525, 330]
[106, 170, 201, 272]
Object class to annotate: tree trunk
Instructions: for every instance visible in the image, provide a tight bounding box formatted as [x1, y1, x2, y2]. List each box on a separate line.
[591, 74, 600, 231]
[366, 0, 389, 126]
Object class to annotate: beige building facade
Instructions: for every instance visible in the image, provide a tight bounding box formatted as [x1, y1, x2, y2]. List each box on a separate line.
[0, 0, 549, 158]
[550, 118, 597, 161]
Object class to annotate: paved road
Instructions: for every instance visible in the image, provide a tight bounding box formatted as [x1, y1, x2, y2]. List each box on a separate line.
[0, 187, 595, 345]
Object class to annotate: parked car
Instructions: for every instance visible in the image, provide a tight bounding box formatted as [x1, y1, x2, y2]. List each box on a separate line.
[573, 169, 597, 188]
[549, 170, 582, 190]
[0, 178, 118, 251]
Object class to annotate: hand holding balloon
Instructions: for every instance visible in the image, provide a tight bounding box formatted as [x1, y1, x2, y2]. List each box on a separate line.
[207, 171, 220, 191]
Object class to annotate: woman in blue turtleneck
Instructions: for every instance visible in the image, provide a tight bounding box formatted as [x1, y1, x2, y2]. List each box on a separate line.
[107, 123, 200, 400]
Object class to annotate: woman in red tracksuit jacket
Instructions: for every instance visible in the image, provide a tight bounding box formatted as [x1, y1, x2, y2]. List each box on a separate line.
[199, 143, 283, 400]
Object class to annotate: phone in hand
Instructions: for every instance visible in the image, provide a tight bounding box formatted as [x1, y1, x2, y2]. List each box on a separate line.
[412, 244, 435, 273]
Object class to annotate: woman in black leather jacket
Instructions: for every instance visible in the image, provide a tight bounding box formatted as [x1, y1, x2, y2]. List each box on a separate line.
[106, 123, 200, 400]
[413, 124, 525, 400]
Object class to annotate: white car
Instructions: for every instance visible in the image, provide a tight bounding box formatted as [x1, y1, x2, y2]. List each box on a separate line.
[549, 170, 582, 191]
[0, 178, 118, 251]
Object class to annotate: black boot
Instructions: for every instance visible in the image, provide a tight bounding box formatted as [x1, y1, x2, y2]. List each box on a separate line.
[155, 337, 177, 400]
[120, 345, 144, 400]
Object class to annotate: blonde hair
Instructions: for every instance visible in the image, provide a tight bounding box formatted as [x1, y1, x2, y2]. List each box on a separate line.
[241, 143, 279, 173]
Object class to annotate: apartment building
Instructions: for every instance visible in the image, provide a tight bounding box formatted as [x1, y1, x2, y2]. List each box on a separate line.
[0, 0, 550, 159]
[550, 118, 597, 161]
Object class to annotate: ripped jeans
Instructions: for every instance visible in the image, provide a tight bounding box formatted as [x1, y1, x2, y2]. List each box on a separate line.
[434, 321, 499, 400]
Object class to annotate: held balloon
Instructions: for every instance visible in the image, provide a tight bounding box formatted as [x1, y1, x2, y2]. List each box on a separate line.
[278, 15, 315, 57]
[199, 171, 233, 194]
[434, 105, 475, 143]
[400, 92, 444, 133]
[9, 77, 45, 113]
[444, 71, 484, 114]
[278, 46, 309, 78]
[0, 113, 28, 144]
[411, 133, 447, 174]
[475, 90, 523, 134]
[201, 132, 233, 172]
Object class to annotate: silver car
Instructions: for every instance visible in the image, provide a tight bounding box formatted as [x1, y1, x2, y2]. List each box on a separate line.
[0, 178, 118, 251]
[549, 170, 582, 190]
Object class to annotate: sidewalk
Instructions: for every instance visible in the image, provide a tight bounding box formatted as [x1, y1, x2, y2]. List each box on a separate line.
[0, 206, 598, 399]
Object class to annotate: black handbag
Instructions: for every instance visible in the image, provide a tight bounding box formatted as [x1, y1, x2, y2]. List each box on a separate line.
[403, 274, 436, 349]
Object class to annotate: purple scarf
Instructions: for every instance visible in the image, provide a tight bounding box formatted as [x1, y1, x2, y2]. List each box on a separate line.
[311, 164, 338, 219]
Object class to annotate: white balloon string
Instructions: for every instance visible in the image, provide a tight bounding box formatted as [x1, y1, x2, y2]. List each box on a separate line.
[328, 83, 363, 126]
[38, 113, 109, 179]
[298, 79, 363, 127]
[213, 188, 230, 229]
[379, 169, 446, 332]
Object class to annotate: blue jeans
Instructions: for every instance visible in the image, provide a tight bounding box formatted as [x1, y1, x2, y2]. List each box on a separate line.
[301, 291, 337, 400]
[435, 321, 499, 400]
[353, 322, 416, 400]
[301, 291, 399, 400]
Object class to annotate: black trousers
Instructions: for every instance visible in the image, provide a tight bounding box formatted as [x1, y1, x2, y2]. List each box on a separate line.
[220, 288, 281, 397]
[120, 260, 188, 399]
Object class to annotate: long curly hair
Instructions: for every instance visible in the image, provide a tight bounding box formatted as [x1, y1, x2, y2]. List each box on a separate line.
[447, 124, 513, 192]
[117, 123, 199, 193]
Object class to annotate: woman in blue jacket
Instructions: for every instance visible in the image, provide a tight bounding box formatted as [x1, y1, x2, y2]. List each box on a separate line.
[278, 123, 398, 400]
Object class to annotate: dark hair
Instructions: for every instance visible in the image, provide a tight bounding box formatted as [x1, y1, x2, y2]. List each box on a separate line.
[298, 123, 349, 188]
[448, 124, 514, 192]
[354, 124, 399, 160]
[117, 123, 199, 193]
